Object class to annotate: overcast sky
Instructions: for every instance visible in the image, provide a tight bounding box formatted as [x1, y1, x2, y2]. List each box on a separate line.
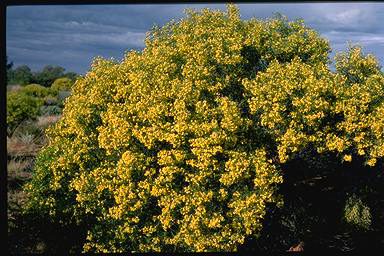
[6, 3, 384, 75]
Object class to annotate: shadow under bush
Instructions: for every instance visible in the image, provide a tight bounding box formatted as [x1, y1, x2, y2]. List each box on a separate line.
[7, 206, 88, 254]
[238, 150, 384, 252]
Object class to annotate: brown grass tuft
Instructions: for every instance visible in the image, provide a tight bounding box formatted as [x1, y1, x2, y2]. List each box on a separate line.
[7, 85, 23, 93]
[7, 158, 33, 179]
[35, 115, 61, 131]
[7, 133, 44, 157]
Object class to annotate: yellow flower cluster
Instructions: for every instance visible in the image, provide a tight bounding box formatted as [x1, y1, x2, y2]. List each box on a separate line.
[243, 53, 383, 164]
[23, 4, 383, 253]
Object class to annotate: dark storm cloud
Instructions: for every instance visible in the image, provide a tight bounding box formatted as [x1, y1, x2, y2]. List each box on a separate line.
[6, 3, 384, 74]
[6, 5, 155, 73]
[6, 4, 227, 74]
[303, 3, 384, 67]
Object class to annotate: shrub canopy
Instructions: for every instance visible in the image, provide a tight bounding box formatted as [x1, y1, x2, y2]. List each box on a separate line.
[24, 4, 383, 253]
[21, 83, 51, 98]
[7, 92, 43, 136]
[50, 77, 74, 94]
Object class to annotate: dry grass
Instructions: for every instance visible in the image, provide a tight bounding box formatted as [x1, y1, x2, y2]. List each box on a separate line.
[7, 158, 34, 181]
[7, 117, 60, 157]
[7, 133, 44, 157]
[35, 115, 61, 131]
[8, 189, 29, 210]
[7, 84, 23, 93]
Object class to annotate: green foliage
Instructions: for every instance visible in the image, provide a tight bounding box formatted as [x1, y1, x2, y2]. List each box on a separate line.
[33, 65, 66, 87]
[62, 72, 79, 81]
[7, 92, 43, 136]
[32, 65, 79, 87]
[343, 194, 372, 231]
[23, 4, 383, 253]
[50, 77, 74, 94]
[22, 84, 51, 98]
[6, 62, 79, 87]
[23, 143, 80, 220]
[7, 65, 33, 85]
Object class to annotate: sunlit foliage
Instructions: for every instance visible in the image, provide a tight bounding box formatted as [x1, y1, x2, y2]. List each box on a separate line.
[50, 77, 74, 94]
[7, 92, 43, 136]
[21, 83, 51, 98]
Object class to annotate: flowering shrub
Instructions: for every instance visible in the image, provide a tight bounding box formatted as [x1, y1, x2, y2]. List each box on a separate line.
[243, 52, 383, 166]
[23, 4, 383, 253]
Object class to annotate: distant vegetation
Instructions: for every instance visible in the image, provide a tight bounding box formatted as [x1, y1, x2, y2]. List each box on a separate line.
[6, 57, 80, 87]
[6, 59, 78, 137]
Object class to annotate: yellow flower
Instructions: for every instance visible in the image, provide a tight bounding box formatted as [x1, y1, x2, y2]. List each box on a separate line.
[343, 154, 352, 162]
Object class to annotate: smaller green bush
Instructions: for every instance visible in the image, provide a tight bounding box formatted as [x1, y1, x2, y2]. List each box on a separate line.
[343, 194, 372, 231]
[51, 77, 74, 94]
[7, 92, 43, 136]
[22, 84, 50, 98]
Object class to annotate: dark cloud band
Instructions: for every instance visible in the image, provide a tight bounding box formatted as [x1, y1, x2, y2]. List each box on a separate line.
[6, 3, 384, 74]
